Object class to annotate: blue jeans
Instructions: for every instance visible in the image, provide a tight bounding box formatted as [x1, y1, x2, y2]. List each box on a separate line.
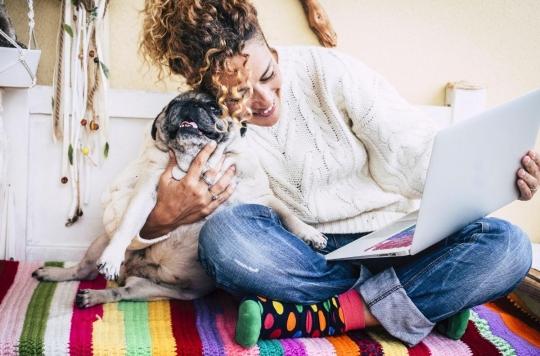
[198, 204, 532, 345]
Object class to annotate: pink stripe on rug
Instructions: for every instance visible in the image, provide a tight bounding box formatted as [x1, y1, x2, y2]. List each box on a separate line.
[422, 333, 473, 356]
[69, 275, 107, 356]
[0, 262, 41, 355]
[298, 337, 336, 355]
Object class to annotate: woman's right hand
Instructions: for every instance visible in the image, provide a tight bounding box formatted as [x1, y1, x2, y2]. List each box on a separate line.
[139, 142, 236, 239]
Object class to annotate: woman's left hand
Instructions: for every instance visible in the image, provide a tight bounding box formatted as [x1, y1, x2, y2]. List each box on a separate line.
[517, 150, 540, 201]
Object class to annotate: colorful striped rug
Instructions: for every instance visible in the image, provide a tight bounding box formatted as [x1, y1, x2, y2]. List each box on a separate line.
[0, 260, 539, 355]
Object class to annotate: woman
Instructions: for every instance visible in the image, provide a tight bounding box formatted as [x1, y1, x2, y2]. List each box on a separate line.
[137, 0, 536, 347]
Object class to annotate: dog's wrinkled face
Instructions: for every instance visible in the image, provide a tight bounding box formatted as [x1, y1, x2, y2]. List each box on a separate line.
[152, 91, 232, 171]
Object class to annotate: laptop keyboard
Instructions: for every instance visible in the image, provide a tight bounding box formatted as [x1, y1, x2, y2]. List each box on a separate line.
[365, 225, 416, 252]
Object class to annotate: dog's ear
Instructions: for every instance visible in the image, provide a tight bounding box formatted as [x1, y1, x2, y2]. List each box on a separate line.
[151, 108, 171, 153]
[151, 107, 166, 140]
[151, 119, 158, 140]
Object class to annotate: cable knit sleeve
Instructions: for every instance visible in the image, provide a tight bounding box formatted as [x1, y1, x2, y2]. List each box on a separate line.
[328, 50, 441, 199]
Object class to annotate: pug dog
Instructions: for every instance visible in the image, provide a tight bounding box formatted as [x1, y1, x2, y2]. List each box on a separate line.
[32, 91, 327, 307]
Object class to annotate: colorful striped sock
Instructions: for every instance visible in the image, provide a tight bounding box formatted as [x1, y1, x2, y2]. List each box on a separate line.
[235, 290, 365, 347]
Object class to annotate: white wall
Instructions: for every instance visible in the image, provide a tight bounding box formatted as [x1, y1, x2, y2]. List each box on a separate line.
[6, 0, 540, 107]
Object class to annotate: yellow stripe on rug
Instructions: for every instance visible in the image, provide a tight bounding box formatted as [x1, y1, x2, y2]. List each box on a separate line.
[92, 282, 126, 356]
[368, 329, 409, 356]
[148, 300, 177, 356]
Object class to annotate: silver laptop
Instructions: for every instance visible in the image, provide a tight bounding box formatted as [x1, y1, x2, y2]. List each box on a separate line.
[325, 88, 540, 261]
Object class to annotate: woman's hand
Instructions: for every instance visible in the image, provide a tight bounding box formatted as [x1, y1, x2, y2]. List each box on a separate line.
[139, 142, 236, 239]
[517, 150, 539, 201]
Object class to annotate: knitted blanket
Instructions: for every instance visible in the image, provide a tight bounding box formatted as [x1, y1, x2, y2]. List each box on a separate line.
[1, 260, 539, 355]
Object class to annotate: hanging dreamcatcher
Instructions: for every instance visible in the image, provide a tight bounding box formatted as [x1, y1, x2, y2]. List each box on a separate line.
[51, 0, 110, 226]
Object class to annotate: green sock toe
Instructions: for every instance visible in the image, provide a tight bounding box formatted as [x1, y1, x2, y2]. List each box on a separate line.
[236, 300, 262, 347]
[437, 309, 470, 340]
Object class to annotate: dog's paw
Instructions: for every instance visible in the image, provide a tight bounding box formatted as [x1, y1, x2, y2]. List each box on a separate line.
[32, 266, 51, 281]
[75, 289, 103, 308]
[96, 260, 122, 280]
[296, 225, 328, 250]
[32, 266, 67, 282]
[97, 246, 124, 280]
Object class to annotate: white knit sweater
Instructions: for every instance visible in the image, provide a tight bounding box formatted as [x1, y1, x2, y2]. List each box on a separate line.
[244, 46, 441, 234]
[103, 46, 440, 236]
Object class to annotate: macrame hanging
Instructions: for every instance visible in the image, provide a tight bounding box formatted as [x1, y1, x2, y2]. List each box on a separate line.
[51, 0, 110, 226]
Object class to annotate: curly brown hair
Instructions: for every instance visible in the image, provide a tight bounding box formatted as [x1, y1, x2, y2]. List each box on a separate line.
[140, 0, 267, 122]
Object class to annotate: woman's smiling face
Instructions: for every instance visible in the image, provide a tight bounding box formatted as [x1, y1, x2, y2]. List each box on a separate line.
[222, 40, 282, 127]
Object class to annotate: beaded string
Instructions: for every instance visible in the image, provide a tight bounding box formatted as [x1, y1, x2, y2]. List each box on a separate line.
[51, 0, 110, 226]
